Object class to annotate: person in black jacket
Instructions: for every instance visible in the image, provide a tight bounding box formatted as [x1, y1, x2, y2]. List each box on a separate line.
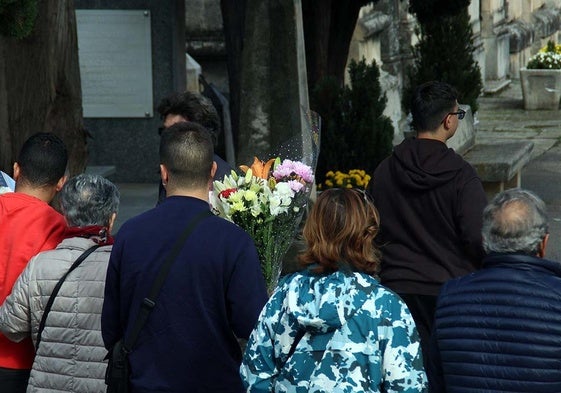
[368, 81, 487, 367]
[429, 188, 561, 393]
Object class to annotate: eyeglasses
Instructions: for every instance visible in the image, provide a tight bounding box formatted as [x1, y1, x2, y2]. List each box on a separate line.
[444, 108, 466, 122]
[450, 109, 466, 120]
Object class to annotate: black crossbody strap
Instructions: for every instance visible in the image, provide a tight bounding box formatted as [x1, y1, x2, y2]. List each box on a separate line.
[36, 244, 101, 351]
[123, 209, 213, 352]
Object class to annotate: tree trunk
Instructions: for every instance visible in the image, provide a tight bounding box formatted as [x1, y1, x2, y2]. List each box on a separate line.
[236, 0, 310, 165]
[0, 0, 86, 177]
[220, 0, 247, 152]
[220, 0, 372, 158]
[302, 0, 369, 92]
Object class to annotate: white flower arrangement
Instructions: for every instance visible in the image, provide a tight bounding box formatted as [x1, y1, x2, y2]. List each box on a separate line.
[527, 40, 561, 70]
[211, 157, 314, 293]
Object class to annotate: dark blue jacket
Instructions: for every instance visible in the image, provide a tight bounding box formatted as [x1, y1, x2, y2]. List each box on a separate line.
[101, 196, 268, 393]
[429, 253, 561, 392]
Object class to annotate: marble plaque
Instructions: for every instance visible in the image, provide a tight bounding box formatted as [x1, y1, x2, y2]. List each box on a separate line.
[76, 10, 153, 118]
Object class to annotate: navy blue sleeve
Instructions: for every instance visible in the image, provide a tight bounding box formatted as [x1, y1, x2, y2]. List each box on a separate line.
[225, 235, 268, 339]
[101, 233, 124, 349]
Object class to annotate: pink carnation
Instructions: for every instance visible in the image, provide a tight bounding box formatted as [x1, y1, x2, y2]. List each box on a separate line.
[287, 180, 305, 192]
[273, 159, 314, 183]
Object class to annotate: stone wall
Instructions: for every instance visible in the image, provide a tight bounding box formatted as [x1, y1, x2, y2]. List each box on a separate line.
[75, 0, 186, 182]
[506, 1, 561, 79]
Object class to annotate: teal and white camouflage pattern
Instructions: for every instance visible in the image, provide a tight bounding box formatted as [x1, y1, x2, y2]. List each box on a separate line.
[241, 270, 428, 393]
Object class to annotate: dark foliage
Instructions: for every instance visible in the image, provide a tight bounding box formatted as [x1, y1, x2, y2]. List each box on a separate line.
[0, 0, 38, 38]
[405, 3, 482, 116]
[312, 59, 393, 185]
[409, 0, 470, 24]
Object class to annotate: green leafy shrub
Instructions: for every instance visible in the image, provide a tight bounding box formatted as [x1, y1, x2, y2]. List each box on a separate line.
[312, 58, 394, 186]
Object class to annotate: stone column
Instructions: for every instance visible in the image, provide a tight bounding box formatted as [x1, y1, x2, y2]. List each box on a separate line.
[237, 0, 311, 166]
[374, 0, 409, 79]
[522, 0, 533, 23]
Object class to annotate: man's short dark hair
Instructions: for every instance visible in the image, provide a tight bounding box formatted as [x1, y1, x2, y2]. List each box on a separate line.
[411, 81, 459, 133]
[16, 132, 68, 187]
[160, 121, 214, 189]
[157, 91, 220, 145]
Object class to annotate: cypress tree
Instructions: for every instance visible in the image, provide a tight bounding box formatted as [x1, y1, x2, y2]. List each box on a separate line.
[405, 1, 482, 114]
[312, 58, 394, 185]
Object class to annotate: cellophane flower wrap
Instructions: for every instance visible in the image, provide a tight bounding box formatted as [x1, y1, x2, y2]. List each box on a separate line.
[212, 158, 314, 294]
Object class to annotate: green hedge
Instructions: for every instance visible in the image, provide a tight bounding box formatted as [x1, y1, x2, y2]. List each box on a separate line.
[312, 58, 394, 185]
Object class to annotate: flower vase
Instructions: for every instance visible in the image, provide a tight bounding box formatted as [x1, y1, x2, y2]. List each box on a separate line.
[520, 68, 561, 110]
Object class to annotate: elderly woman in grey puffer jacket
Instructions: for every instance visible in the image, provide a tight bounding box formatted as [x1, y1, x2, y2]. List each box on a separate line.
[0, 174, 119, 393]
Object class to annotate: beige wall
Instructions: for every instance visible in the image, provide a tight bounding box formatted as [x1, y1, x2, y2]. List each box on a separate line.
[508, 0, 549, 21]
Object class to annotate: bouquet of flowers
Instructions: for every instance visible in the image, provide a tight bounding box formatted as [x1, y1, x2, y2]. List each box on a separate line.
[319, 169, 371, 190]
[212, 157, 314, 293]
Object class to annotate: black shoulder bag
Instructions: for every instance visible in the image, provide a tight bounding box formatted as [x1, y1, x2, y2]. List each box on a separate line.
[36, 244, 101, 351]
[105, 209, 212, 393]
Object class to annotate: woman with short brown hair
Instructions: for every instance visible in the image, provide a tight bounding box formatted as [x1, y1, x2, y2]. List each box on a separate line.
[241, 188, 427, 392]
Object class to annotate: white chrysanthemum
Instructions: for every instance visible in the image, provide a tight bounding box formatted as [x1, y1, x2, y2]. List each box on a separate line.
[230, 200, 246, 213]
[228, 190, 244, 203]
[243, 190, 258, 202]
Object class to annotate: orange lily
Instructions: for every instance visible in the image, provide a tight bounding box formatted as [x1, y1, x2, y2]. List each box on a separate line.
[240, 156, 275, 179]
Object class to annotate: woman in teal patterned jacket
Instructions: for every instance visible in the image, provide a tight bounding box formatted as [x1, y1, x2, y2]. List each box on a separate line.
[241, 188, 427, 393]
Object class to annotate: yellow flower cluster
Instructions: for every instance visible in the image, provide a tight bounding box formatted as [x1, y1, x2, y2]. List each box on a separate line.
[320, 169, 371, 190]
[539, 43, 561, 54]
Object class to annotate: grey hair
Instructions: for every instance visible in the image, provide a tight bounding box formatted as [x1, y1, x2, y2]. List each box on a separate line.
[59, 174, 120, 227]
[482, 188, 548, 255]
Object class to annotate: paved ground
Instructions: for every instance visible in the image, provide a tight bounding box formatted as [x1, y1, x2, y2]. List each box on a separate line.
[114, 78, 561, 259]
[112, 183, 158, 233]
[477, 80, 561, 260]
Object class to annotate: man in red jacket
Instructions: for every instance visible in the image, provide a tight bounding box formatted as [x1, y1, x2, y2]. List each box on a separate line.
[0, 133, 68, 393]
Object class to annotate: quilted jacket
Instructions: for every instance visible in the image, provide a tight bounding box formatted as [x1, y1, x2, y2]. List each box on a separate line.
[241, 270, 428, 392]
[0, 237, 111, 393]
[429, 253, 561, 392]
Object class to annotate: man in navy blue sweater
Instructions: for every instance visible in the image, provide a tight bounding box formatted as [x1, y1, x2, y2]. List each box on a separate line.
[102, 121, 268, 392]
